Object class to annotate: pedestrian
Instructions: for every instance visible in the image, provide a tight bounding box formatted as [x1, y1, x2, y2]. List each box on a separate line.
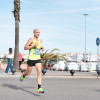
[19, 53, 23, 70]
[5, 48, 13, 74]
[20, 29, 45, 93]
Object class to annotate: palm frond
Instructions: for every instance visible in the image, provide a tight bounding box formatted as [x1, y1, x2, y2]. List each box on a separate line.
[43, 49, 49, 57]
[48, 53, 59, 59]
[59, 56, 66, 61]
[49, 48, 60, 54]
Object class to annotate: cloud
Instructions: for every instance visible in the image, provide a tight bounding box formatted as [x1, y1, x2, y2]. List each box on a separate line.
[23, 6, 100, 16]
[23, 9, 83, 15]
[21, 0, 43, 10]
[85, 7, 100, 11]
[92, 0, 100, 3]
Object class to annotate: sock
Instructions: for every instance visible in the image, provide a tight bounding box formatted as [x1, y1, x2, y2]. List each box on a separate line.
[38, 84, 41, 89]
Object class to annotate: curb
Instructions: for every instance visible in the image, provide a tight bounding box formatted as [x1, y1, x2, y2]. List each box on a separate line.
[0, 74, 100, 79]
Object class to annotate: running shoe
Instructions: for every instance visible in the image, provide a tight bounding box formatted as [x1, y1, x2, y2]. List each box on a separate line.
[20, 76, 24, 82]
[37, 88, 44, 93]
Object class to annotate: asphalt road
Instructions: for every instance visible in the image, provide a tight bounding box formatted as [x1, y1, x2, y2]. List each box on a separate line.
[0, 78, 100, 100]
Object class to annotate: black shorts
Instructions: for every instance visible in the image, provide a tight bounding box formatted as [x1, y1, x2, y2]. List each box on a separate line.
[27, 59, 41, 67]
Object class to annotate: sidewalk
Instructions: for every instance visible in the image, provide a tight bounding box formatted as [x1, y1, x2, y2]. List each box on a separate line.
[0, 69, 100, 79]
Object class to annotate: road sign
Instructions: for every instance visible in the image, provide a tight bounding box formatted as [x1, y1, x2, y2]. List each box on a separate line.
[96, 38, 100, 46]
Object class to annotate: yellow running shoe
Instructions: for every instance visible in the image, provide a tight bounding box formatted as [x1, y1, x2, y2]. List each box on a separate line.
[20, 76, 24, 82]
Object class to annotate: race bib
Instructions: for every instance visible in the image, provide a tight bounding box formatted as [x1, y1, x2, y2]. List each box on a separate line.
[33, 49, 40, 55]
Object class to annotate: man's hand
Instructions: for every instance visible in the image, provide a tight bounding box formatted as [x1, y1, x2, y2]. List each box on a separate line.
[24, 38, 39, 50]
[34, 43, 38, 47]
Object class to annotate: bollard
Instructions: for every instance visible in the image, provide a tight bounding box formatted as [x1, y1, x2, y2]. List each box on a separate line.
[11, 68, 16, 75]
[97, 70, 100, 76]
[42, 68, 47, 75]
[70, 69, 75, 76]
[96, 63, 100, 77]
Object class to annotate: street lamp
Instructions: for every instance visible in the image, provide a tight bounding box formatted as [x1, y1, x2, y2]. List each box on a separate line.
[83, 14, 88, 61]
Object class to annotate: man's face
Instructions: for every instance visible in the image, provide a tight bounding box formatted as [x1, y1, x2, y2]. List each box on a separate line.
[34, 29, 40, 38]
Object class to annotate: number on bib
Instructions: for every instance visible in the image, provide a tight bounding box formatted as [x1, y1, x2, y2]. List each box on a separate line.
[33, 49, 40, 55]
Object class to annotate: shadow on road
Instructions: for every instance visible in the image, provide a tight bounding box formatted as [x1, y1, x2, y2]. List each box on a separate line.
[2, 83, 40, 96]
[94, 90, 100, 92]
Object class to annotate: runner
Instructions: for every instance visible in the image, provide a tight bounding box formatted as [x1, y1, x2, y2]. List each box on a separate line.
[20, 29, 44, 93]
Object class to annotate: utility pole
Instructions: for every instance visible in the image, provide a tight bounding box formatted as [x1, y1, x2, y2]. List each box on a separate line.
[83, 14, 88, 56]
[13, 0, 20, 69]
[83, 14, 88, 62]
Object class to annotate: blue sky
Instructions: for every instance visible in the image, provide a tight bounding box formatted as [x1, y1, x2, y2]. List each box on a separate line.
[0, 0, 100, 54]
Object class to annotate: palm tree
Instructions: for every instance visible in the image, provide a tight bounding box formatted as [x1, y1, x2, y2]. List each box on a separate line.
[41, 48, 66, 68]
[13, 0, 20, 69]
[42, 48, 66, 61]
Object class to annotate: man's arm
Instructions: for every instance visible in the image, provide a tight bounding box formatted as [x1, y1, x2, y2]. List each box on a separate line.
[24, 38, 35, 50]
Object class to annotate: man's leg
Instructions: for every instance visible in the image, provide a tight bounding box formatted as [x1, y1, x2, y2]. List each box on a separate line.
[23, 66, 33, 76]
[35, 63, 42, 85]
[35, 63, 44, 93]
[20, 66, 32, 82]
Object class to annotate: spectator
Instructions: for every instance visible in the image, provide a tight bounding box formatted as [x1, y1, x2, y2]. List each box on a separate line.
[19, 53, 24, 70]
[5, 48, 13, 74]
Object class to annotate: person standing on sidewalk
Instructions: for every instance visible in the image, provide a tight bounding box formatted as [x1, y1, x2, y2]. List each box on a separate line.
[20, 29, 45, 93]
[5, 48, 13, 74]
[19, 53, 23, 70]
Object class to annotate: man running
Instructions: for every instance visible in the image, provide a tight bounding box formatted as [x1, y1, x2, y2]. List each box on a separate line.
[20, 29, 44, 93]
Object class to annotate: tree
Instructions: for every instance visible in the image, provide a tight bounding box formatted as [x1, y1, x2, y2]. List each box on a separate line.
[41, 48, 66, 68]
[41, 48, 66, 61]
[13, 0, 20, 69]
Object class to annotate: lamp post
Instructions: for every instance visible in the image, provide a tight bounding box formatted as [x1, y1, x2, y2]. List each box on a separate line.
[83, 14, 88, 60]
